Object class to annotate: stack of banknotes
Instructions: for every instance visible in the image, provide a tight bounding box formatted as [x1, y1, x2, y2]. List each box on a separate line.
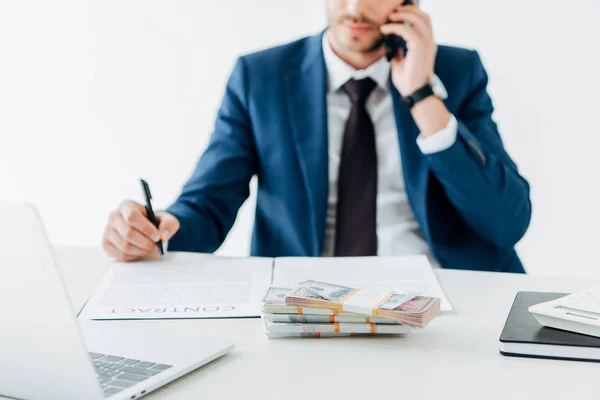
[262, 280, 441, 339]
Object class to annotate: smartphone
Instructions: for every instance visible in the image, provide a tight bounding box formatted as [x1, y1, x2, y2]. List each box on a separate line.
[383, 0, 415, 61]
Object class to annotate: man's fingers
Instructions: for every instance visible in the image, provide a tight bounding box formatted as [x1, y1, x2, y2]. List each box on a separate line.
[102, 200, 164, 262]
[156, 212, 180, 241]
[393, 4, 431, 23]
[119, 201, 161, 242]
[111, 212, 157, 251]
[102, 239, 138, 262]
[380, 23, 422, 48]
[104, 227, 150, 257]
[387, 10, 432, 38]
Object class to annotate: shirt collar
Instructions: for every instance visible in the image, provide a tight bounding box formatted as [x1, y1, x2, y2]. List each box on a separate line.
[322, 30, 390, 94]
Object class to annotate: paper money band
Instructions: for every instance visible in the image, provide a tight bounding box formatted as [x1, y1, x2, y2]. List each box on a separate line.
[327, 316, 371, 323]
[336, 289, 360, 311]
[302, 308, 339, 316]
[340, 290, 395, 316]
[373, 294, 395, 314]
[267, 308, 340, 316]
[334, 323, 377, 333]
[347, 315, 368, 323]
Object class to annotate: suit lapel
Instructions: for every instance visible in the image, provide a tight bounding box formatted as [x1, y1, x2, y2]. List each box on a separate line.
[282, 35, 433, 255]
[284, 33, 328, 256]
[390, 81, 431, 236]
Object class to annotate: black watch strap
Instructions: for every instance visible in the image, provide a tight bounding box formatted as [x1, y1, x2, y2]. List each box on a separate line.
[401, 83, 435, 109]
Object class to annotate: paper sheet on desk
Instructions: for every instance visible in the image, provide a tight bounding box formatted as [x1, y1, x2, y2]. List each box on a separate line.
[272, 255, 453, 311]
[78, 253, 273, 320]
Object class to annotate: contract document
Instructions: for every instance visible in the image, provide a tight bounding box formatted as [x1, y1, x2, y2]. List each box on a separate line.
[79, 253, 273, 320]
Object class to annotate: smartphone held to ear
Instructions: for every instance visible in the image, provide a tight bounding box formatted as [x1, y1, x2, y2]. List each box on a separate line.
[383, 32, 408, 62]
[383, 0, 415, 61]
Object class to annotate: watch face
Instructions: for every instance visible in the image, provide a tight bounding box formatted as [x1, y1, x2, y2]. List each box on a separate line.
[430, 74, 448, 99]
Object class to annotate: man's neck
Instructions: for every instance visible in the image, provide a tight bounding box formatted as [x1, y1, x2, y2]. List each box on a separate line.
[327, 31, 386, 71]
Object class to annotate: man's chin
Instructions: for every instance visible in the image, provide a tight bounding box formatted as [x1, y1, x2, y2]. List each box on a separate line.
[366, 37, 385, 53]
[339, 38, 384, 54]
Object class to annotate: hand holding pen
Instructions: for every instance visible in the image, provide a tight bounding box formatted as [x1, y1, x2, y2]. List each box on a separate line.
[101, 180, 180, 262]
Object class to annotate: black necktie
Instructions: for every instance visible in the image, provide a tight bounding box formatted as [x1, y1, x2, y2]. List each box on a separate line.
[334, 78, 378, 257]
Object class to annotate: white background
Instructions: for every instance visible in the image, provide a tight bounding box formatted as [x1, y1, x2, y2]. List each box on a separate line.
[1, 0, 599, 278]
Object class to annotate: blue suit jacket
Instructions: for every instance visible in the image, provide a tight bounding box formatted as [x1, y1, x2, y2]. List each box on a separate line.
[167, 32, 532, 274]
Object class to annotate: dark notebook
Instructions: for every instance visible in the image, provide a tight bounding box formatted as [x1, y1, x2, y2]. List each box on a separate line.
[499, 291, 600, 362]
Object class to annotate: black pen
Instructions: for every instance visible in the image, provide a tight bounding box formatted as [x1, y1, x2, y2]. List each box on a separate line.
[140, 178, 164, 256]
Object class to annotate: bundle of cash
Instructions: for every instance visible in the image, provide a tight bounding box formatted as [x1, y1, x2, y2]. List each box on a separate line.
[265, 331, 402, 339]
[264, 314, 400, 324]
[284, 281, 440, 328]
[264, 319, 410, 339]
[262, 284, 434, 339]
[263, 287, 401, 323]
[264, 320, 410, 335]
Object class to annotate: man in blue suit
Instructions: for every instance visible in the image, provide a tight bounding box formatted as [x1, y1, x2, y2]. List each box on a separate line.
[102, 0, 531, 273]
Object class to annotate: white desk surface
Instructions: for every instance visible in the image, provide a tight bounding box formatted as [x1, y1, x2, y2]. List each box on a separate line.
[10, 246, 600, 399]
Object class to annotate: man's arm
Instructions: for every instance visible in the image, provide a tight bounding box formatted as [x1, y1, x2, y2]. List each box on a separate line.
[166, 57, 257, 253]
[415, 51, 532, 248]
[382, 6, 531, 248]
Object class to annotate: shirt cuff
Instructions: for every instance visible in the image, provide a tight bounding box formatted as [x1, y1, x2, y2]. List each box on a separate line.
[416, 114, 458, 155]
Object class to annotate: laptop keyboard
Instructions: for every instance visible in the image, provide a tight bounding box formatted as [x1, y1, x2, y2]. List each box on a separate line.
[89, 352, 172, 398]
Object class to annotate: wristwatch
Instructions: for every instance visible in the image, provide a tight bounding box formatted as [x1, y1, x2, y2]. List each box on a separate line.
[401, 74, 448, 109]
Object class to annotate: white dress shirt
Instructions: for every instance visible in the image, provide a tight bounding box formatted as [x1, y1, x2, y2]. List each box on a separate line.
[321, 33, 458, 264]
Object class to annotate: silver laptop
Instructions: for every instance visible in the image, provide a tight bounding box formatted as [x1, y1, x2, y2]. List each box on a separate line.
[0, 203, 234, 400]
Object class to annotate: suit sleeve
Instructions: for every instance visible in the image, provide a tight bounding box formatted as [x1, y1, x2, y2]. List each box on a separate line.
[166, 57, 257, 253]
[423, 51, 532, 248]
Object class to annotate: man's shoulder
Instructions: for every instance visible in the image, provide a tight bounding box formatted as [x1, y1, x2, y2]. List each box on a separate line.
[238, 33, 320, 75]
[436, 44, 479, 66]
[435, 44, 486, 89]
